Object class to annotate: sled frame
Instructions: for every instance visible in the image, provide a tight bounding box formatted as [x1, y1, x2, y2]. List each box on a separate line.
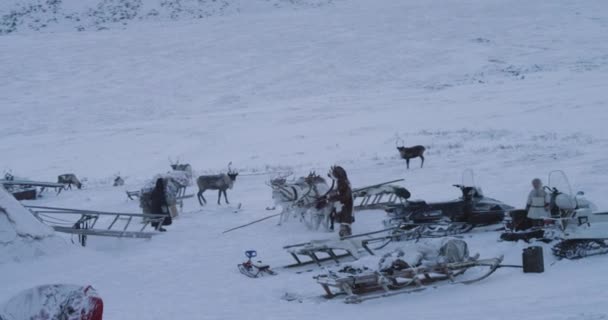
[316, 255, 503, 303]
[1, 179, 65, 194]
[26, 205, 167, 246]
[283, 241, 374, 268]
[352, 179, 406, 211]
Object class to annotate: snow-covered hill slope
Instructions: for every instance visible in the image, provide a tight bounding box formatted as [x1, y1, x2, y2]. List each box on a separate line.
[1, 0, 608, 319]
[0, 0, 335, 34]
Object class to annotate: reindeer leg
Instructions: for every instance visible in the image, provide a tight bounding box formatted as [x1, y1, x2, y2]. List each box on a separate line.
[217, 190, 222, 205]
[201, 191, 208, 205]
[224, 190, 230, 204]
[197, 190, 204, 206]
[420, 155, 425, 168]
[406, 159, 410, 170]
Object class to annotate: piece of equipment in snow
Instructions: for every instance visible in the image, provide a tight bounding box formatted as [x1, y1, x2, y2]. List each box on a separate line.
[0, 284, 103, 320]
[395, 138, 426, 169]
[57, 173, 82, 190]
[27, 205, 167, 246]
[500, 171, 608, 260]
[196, 162, 238, 206]
[343, 220, 492, 253]
[283, 239, 373, 268]
[383, 169, 513, 229]
[1, 175, 65, 199]
[522, 246, 544, 273]
[314, 239, 503, 303]
[352, 179, 409, 211]
[268, 171, 333, 230]
[169, 157, 194, 185]
[133, 171, 194, 213]
[237, 250, 277, 278]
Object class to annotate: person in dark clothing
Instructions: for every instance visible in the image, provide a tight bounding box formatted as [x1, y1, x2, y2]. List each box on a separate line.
[149, 178, 172, 232]
[326, 165, 354, 237]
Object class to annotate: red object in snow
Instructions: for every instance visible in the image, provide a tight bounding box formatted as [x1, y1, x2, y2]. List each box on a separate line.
[0, 284, 103, 320]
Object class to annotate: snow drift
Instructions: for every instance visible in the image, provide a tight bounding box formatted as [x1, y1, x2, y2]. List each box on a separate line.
[0, 186, 66, 264]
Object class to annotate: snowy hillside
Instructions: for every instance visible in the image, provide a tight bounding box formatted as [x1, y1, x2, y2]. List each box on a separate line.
[1, 0, 608, 319]
[0, 0, 335, 34]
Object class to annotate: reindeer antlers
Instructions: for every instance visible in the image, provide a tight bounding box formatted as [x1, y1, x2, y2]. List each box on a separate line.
[227, 162, 238, 174]
[395, 137, 405, 148]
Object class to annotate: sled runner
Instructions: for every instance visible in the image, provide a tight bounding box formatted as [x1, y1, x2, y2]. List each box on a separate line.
[283, 239, 374, 268]
[237, 250, 277, 278]
[27, 205, 167, 246]
[314, 240, 503, 303]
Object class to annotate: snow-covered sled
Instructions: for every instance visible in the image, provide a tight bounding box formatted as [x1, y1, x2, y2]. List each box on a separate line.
[1, 177, 65, 199]
[27, 205, 167, 246]
[314, 239, 503, 303]
[348, 221, 485, 252]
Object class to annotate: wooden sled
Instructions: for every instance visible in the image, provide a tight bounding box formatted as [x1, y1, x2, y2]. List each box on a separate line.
[26, 205, 167, 246]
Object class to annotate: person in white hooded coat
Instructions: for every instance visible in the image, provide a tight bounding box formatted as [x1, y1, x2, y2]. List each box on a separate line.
[526, 178, 549, 220]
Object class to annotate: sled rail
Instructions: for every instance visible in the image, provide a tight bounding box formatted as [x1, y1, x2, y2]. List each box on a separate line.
[1, 179, 65, 194]
[283, 239, 374, 268]
[26, 205, 166, 246]
[352, 179, 407, 211]
[316, 255, 504, 303]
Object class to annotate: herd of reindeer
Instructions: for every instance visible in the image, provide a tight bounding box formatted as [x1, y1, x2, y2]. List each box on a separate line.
[168, 140, 426, 208]
[10, 141, 425, 223]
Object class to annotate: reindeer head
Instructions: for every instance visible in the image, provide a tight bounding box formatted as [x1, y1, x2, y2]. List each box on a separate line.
[227, 162, 239, 181]
[4, 172, 14, 181]
[304, 171, 326, 185]
[395, 138, 407, 154]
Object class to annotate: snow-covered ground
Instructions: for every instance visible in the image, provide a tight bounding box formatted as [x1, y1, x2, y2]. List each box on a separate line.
[1, 0, 608, 318]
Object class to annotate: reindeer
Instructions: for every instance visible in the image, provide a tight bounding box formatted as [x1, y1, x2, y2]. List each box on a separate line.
[113, 175, 125, 187]
[269, 171, 333, 230]
[58, 173, 82, 189]
[196, 165, 238, 206]
[169, 158, 193, 185]
[396, 138, 426, 169]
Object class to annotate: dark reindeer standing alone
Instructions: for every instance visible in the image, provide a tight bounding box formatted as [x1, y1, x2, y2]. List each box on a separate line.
[196, 166, 239, 206]
[57, 174, 82, 189]
[396, 139, 426, 169]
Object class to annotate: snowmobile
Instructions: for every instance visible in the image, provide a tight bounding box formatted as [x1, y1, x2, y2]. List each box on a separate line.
[382, 170, 513, 239]
[500, 171, 608, 259]
[314, 239, 503, 303]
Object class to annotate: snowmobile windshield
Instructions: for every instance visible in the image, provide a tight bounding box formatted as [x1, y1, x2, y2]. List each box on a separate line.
[462, 169, 476, 188]
[548, 170, 576, 210]
[461, 169, 483, 198]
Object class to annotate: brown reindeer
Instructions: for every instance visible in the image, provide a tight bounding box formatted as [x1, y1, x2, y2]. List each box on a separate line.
[196, 164, 238, 206]
[396, 139, 426, 169]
